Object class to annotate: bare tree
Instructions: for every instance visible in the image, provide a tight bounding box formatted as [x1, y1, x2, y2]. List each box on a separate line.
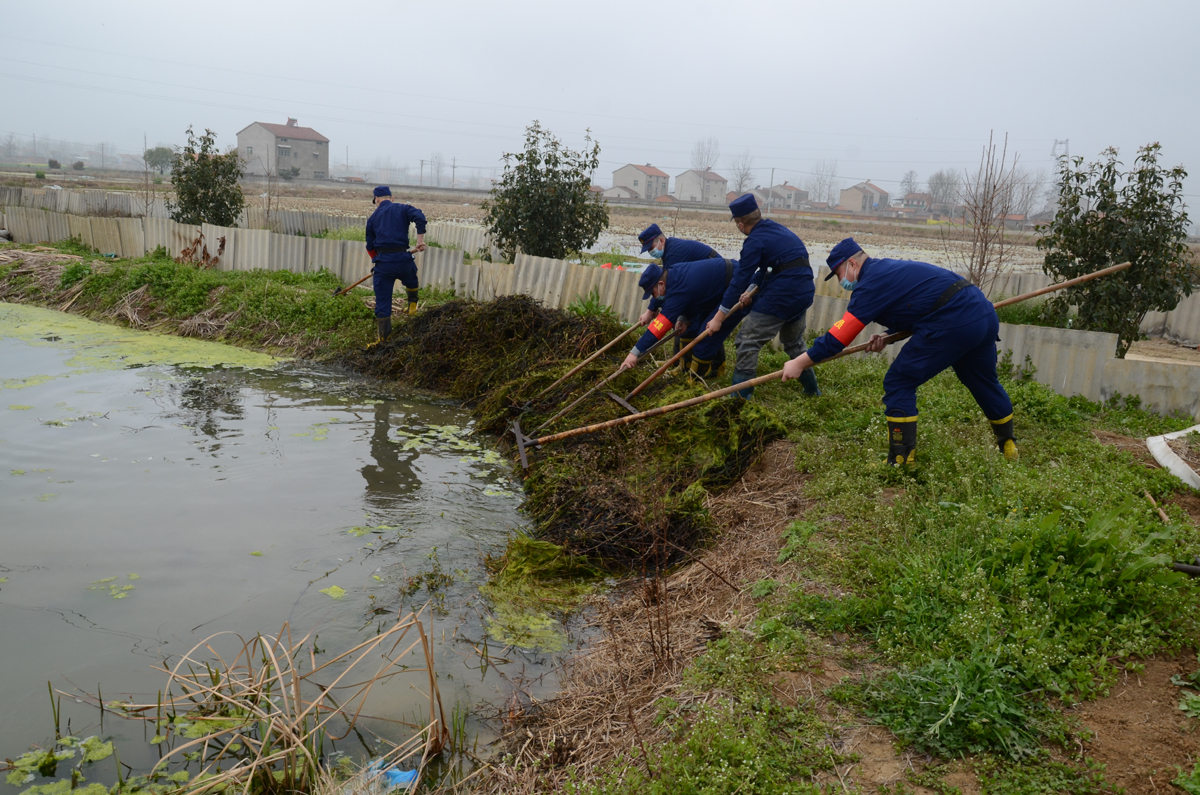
[927, 169, 961, 208]
[942, 132, 1019, 295]
[729, 149, 755, 193]
[1008, 167, 1047, 217]
[690, 136, 721, 173]
[900, 170, 920, 197]
[138, 134, 155, 218]
[1, 133, 16, 161]
[804, 159, 840, 205]
[430, 152, 446, 187]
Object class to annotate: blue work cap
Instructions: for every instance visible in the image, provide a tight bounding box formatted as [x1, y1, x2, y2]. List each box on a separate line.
[728, 193, 759, 218]
[824, 238, 863, 280]
[638, 224, 663, 253]
[638, 263, 665, 300]
[373, 185, 392, 199]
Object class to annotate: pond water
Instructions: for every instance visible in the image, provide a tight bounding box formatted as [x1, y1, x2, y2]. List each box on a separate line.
[0, 303, 559, 788]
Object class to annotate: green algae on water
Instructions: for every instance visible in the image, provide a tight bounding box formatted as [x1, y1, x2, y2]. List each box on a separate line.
[319, 585, 347, 599]
[0, 303, 279, 372]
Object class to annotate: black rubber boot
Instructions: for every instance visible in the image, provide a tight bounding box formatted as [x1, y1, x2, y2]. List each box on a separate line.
[677, 337, 695, 372]
[887, 416, 917, 466]
[377, 316, 391, 342]
[730, 371, 754, 400]
[406, 289, 420, 316]
[688, 349, 727, 380]
[990, 414, 1019, 461]
[799, 368, 821, 397]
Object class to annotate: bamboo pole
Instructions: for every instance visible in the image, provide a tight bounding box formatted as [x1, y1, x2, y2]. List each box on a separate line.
[526, 321, 645, 404]
[521, 261, 1132, 451]
[626, 285, 759, 401]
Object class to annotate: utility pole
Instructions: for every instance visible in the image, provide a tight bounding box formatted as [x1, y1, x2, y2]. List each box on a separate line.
[420, 160, 425, 186]
[101, 142, 106, 170]
[451, 157, 456, 189]
[767, 167, 775, 215]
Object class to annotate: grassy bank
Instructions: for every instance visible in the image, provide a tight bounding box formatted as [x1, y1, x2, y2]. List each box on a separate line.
[5, 240, 1200, 791]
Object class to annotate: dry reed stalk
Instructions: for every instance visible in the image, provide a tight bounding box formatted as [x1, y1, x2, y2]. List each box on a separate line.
[478, 442, 811, 793]
[66, 612, 449, 795]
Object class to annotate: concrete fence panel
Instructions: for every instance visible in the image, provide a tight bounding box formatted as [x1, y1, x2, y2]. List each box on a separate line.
[302, 212, 327, 237]
[342, 241, 373, 283]
[115, 218, 146, 258]
[1102, 358, 1200, 421]
[67, 214, 93, 249]
[306, 238, 344, 275]
[90, 218, 123, 256]
[52, 190, 69, 214]
[143, 217, 172, 254]
[477, 263, 516, 300]
[234, 229, 271, 271]
[270, 234, 306, 272]
[996, 323, 1116, 402]
[201, 224, 237, 271]
[4, 207, 29, 243]
[169, 222, 202, 260]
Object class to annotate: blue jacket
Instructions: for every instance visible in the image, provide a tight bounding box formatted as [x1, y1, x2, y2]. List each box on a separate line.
[634, 258, 733, 355]
[649, 237, 720, 311]
[365, 201, 427, 263]
[720, 218, 813, 321]
[807, 258, 992, 362]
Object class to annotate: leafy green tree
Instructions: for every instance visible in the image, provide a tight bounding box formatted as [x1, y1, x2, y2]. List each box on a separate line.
[144, 146, 173, 174]
[1037, 143, 1195, 357]
[168, 127, 245, 227]
[482, 121, 608, 261]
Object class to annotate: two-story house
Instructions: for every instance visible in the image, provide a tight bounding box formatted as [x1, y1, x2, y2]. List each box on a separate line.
[237, 118, 330, 180]
[611, 163, 669, 200]
[839, 181, 890, 212]
[675, 170, 728, 205]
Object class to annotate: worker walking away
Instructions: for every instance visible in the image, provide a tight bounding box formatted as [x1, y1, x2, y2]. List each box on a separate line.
[365, 186, 427, 346]
[781, 238, 1017, 464]
[620, 257, 748, 378]
[705, 194, 819, 398]
[636, 224, 721, 325]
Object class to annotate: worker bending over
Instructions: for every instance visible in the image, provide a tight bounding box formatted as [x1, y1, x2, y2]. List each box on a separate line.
[621, 258, 748, 378]
[781, 238, 1017, 464]
[636, 224, 721, 324]
[365, 186, 427, 345]
[706, 194, 819, 398]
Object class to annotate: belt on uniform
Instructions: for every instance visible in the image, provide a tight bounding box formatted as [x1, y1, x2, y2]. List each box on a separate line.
[764, 255, 809, 276]
[923, 278, 971, 317]
[724, 258, 734, 285]
[374, 246, 410, 254]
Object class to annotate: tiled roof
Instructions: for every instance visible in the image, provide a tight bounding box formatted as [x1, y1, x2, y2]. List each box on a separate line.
[240, 121, 329, 143]
[631, 163, 669, 177]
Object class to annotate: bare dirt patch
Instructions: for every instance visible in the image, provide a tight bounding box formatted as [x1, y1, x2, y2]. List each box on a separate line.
[1072, 656, 1200, 793]
[1092, 429, 1162, 470]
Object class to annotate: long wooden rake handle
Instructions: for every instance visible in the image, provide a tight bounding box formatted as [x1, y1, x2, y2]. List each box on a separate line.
[626, 285, 759, 401]
[528, 321, 645, 403]
[534, 330, 677, 432]
[332, 247, 417, 297]
[524, 261, 1132, 450]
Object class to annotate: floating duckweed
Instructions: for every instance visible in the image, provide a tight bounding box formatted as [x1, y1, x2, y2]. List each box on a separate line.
[319, 585, 347, 599]
[11, 469, 25, 475]
[250, 551, 263, 556]
[37, 493, 58, 501]
[8, 405, 33, 410]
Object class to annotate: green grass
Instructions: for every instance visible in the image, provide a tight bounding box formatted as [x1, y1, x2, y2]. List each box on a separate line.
[1, 242, 378, 355]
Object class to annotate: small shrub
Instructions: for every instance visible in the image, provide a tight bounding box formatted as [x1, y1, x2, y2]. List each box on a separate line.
[59, 262, 92, 289]
[48, 158, 61, 169]
[72, 161, 85, 170]
[566, 287, 619, 322]
[35, 170, 45, 179]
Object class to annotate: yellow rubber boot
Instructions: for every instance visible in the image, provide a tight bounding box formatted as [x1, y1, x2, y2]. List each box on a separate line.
[990, 414, 1019, 461]
[406, 289, 420, 316]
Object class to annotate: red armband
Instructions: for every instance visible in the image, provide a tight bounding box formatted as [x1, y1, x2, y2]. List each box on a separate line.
[829, 311, 865, 345]
[648, 314, 674, 339]
[367, 249, 378, 260]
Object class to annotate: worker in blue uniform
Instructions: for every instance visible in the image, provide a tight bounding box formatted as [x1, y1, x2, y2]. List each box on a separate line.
[365, 186, 427, 345]
[620, 259, 748, 378]
[781, 238, 1017, 464]
[636, 224, 721, 325]
[705, 194, 819, 398]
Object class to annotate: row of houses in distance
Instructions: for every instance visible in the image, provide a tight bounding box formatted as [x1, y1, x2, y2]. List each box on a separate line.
[606, 164, 731, 205]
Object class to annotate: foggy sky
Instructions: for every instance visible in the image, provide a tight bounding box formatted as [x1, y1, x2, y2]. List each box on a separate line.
[3, 0, 1198, 204]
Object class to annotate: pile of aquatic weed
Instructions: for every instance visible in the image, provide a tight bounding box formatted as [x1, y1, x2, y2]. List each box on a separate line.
[345, 295, 788, 565]
[0, 242, 395, 356]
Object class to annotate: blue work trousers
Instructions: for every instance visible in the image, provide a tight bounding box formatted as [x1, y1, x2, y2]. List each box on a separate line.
[372, 256, 418, 318]
[882, 312, 1012, 420]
